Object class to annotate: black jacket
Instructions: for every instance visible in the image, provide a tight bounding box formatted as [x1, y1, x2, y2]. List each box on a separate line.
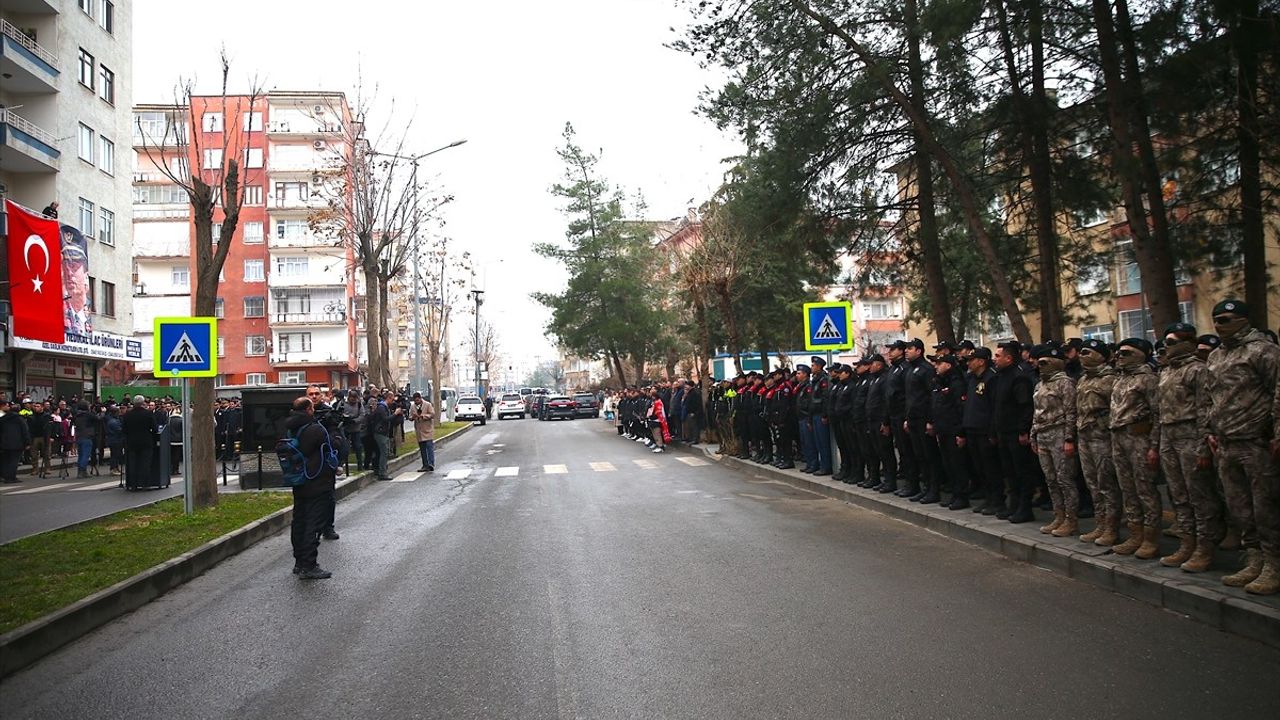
[865, 370, 889, 425]
[904, 357, 935, 421]
[810, 371, 832, 419]
[122, 407, 158, 449]
[684, 387, 704, 416]
[930, 367, 966, 436]
[851, 374, 871, 426]
[962, 368, 997, 434]
[885, 359, 909, 419]
[831, 376, 856, 421]
[991, 364, 1034, 435]
[72, 409, 97, 439]
[286, 411, 337, 499]
[0, 413, 32, 450]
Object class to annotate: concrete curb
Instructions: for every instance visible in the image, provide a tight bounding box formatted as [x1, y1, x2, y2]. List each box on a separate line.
[671, 441, 1280, 651]
[0, 422, 477, 678]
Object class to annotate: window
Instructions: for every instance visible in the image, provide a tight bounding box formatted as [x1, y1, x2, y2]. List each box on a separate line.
[211, 222, 222, 241]
[243, 185, 263, 205]
[275, 181, 308, 203]
[276, 219, 308, 239]
[275, 256, 309, 277]
[133, 185, 187, 204]
[1118, 309, 1154, 342]
[244, 296, 265, 317]
[243, 112, 263, 131]
[863, 300, 901, 320]
[245, 336, 267, 356]
[100, 1, 115, 33]
[79, 0, 94, 17]
[214, 374, 228, 388]
[1212, 227, 1244, 268]
[202, 112, 223, 133]
[99, 208, 114, 246]
[217, 337, 225, 357]
[244, 259, 265, 282]
[1179, 300, 1194, 325]
[98, 137, 114, 174]
[279, 290, 311, 314]
[202, 149, 223, 169]
[278, 332, 312, 353]
[1082, 324, 1115, 344]
[280, 371, 307, 385]
[98, 65, 115, 104]
[243, 221, 264, 244]
[171, 265, 189, 288]
[1074, 258, 1109, 296]
[78, 49, 95, 89]
[244, 147, 264, 169]
[87, 276, 96, 312]
[1205, 148, 1240, 191]
[1073, 207, 1108, 229]
[101, 281, 116, 317]
[214, 298, 225, 318]
[78, 124, 95, 162]
[1174, 263, 1193, 287]
[1115, 239, 1142, 295]
[78, 198, 95, 237]
[246, 373, 267, 386]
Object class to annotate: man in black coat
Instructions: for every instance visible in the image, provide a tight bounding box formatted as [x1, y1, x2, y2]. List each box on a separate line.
[122, 395, 159, 489]
[992, 342, 1038, 523]
[961, 348, 1003, 516]
[929, 355, 970, 509]
[286, 397, 337, 580]
[0, 399, 32, 484]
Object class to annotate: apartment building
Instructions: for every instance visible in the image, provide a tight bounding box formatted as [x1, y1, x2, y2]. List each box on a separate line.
[1, 0, 136, 399]
[130, 91, 360, 388]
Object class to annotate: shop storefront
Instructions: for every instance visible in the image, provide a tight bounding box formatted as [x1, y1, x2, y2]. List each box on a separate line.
[5, 330, 143, 402]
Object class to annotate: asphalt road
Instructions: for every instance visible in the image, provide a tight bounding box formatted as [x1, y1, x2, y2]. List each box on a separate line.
[3, 416, 1278, 719]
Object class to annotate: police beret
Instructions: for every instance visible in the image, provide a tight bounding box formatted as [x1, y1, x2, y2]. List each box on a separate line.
[889, 340, 908, 351]
[1031, 343, 1064, 360]
[1164, 322, 1196, 337]
[1196, 334, 1221, 349]
[1212, 299, 1248, 317]
[933, 340, 956, 351]
[1118, 337, 1153, 355]
[907, 338, 925, 351]
[1065, 338, 1083, 351]
[795, 364, 811, 374]
[971, 347, 993, 361]
[810, 356, 826, 366]
[867, 353, 886, 364]
[957, 340, 976, 350]
[930, 354, 957, 366]
[1081, 338, 1110, 358]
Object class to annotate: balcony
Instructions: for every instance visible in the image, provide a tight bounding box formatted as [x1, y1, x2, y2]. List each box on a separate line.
[269, 352, 353, 367]
[267, 273, 347, 289]
[133, 205, 188, 220]
[271, 311, 347, 326]
[271, 232, 339, 249]
[268, 194, 329, 211]
[1, 20, 58, 93]
[266, 119, 344, 137]
[0, 108, 59, 172]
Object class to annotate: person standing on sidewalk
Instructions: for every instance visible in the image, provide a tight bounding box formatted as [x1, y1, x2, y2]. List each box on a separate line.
[410, 391, 436, 472]
[1075, 340, 1121, 546]
[286, 397, 337, 580]
[371, 390, 394, 481]
[0, 399, 31, 484]
[72, 401, 96, 478]
[1030, 344, 1079, 537]
[1109, 338, 1162, 559]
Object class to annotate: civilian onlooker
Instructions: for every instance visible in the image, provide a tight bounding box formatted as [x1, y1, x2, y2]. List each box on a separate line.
[370, 390, 394, 481]
[27, 402, 51, 478]
[342, 389, 367, 470]
[105, 406, 125, 475]
[71, 400, 96, 478]
[286, 397, 337, 580]
[42, 200, 58, 218]
[0, 399, 32, 484]
[410, 391, 437, 472]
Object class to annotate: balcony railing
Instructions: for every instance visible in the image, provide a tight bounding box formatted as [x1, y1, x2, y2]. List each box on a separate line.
[2, 20, 58, 70]
[272, 233, 337, 248]
[1, 108, 57, 147]
[272, 311, 347, 325]
[133, 206, 189, 220]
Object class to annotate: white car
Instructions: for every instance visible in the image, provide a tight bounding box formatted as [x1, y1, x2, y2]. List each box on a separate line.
[496, 393, 525, 420]
[454, 396, 487, 425]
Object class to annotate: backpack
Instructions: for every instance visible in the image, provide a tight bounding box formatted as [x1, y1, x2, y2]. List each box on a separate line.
[276, 422, 339, 487]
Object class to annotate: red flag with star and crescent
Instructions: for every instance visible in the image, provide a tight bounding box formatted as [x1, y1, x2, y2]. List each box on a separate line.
[5, 199, 65, 344]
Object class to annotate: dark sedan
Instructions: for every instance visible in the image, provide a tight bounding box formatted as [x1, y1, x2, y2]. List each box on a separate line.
[573, 393, 600, 418]
[542, 396, 578, 420]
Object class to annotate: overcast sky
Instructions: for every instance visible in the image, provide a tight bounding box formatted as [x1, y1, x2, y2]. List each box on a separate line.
[133, 0, 741, 369]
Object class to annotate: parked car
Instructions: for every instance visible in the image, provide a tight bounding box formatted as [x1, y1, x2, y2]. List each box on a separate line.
[542, 396, 578, 420]
[573, 392, 600, 418]
[454, 395, 487, 425]
[530, 394, 549, 419]
[496, 393, 525, 420]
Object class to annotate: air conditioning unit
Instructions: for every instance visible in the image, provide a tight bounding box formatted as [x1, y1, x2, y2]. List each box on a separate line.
[313, 105, 325, 115]
[312, 139, 325, 150]
[311, 174, 321, 184]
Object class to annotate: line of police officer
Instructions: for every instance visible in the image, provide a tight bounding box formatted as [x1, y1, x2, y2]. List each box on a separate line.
[705, 299, 1279, 596]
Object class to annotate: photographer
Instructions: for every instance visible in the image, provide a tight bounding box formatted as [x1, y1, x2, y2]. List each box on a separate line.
[341, 389, 367, 470]
[287, 397, 337, 580]
[410, 391, 436, 472]
[370, 390, 394, 481]
[307, 385, 341, 541]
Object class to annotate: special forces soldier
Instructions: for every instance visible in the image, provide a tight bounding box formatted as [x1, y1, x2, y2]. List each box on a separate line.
[1156, 322, 1223, 572]
[1109, 338, 1162, 559]
[1030, 344, 1079, 537]
[1206, 300, 1280, 595]
[1076, 339, 1121, 546]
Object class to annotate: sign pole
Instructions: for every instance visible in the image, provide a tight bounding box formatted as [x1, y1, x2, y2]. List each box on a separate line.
[181, 377, 193, 515]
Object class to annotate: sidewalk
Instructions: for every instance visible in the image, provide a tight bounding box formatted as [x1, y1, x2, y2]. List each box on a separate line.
[669, 439, 1280, 651]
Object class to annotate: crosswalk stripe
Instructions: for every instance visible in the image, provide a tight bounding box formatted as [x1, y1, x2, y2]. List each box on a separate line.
[445, 469, 471, 480]
[589, 462, 616, 472]
[69, 480, 124, 492]
[6, 482, 79, 495]
[632, 459, 657, 469]
[544, 464, 568, 474]
[676, 457, 709, 467]
[389, 472, 419, 483]
[494, 466, 519, 477]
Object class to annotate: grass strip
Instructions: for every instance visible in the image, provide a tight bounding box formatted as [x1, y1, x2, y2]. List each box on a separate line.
[0, 492, 292, 635]
[396, 421, 472, 458]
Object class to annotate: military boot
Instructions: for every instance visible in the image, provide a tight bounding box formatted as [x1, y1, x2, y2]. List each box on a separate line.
[895, 480, 919, 499]
[1039, 510, 1064, 535]
[1093, 515, 1120, 547]
[1244, 556, 1280, 596]
[1052, 512, 1078, 538]
[1160, 534, 1196, 568]
[1111, 523, 1145, 555]
[1218, 526, 1242, 551]
[1080, 514, 1105, 543]
[1223, 548, 1265, 587]
[1135, 525, 1162, 559]
[1179, 538, 1215, 573]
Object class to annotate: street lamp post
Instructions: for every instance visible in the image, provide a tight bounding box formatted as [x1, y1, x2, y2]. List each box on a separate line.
[471, 289, 485, 398]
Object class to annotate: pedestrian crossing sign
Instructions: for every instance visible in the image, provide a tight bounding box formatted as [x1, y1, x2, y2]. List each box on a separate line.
[803, 301, 854, 351]
[153, 317, 218, 378]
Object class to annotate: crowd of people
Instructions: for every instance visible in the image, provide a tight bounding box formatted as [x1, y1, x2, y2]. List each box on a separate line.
[606, 298, 1280, 596]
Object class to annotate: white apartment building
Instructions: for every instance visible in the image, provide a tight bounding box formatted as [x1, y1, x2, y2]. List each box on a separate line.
[2, 0, 136, 399]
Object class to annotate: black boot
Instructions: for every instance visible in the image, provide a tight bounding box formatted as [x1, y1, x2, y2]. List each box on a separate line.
[896, 480, 919, 498]
[1007, 483, 1035, 524]
[919, 479, 940, 505]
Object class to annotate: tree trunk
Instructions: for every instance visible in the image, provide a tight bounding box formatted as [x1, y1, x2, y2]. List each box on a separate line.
[693, 295, 713, 380]
[362, 258, 385, 386]
[905, 0, 955, 343]
[1091, 0, 1180, 332]
[715, 286, 744, 375]
[1233, 0, 1267, 328]
[378, 273, 392, 386]
[608, 346, 628, 387]
[189, 195, 219, 510]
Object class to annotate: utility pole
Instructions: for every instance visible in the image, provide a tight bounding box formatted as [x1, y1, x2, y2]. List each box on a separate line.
[471, 289, 485, 398]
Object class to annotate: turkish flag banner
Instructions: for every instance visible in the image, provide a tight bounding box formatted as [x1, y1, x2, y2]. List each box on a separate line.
[5, 199, 65, 344]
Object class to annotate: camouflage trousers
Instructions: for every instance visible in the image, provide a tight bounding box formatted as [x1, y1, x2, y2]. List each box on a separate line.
[1216, 438, 1280, 556]
[1035, 426, 1078, 513]
[1159, 423, 1224, 542]
[717, 415, 739, 456]
[1079, 426, 1120, 520]
[1112, 428, 1162, 526]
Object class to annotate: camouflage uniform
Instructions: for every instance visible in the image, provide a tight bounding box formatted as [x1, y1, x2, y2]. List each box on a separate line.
[1207, 329, 1280, 557]
[1077, 366, 1119, 522]
[1111, 364, 1161, 527]
[1158, 352, 1223, 542]
[1032, 370, 1078, 515]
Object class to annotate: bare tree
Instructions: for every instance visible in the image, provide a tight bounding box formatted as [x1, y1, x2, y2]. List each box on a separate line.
[136, 52, 263, 509]
[418, 237, 471, 403]
[468, 317, 502, 396]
